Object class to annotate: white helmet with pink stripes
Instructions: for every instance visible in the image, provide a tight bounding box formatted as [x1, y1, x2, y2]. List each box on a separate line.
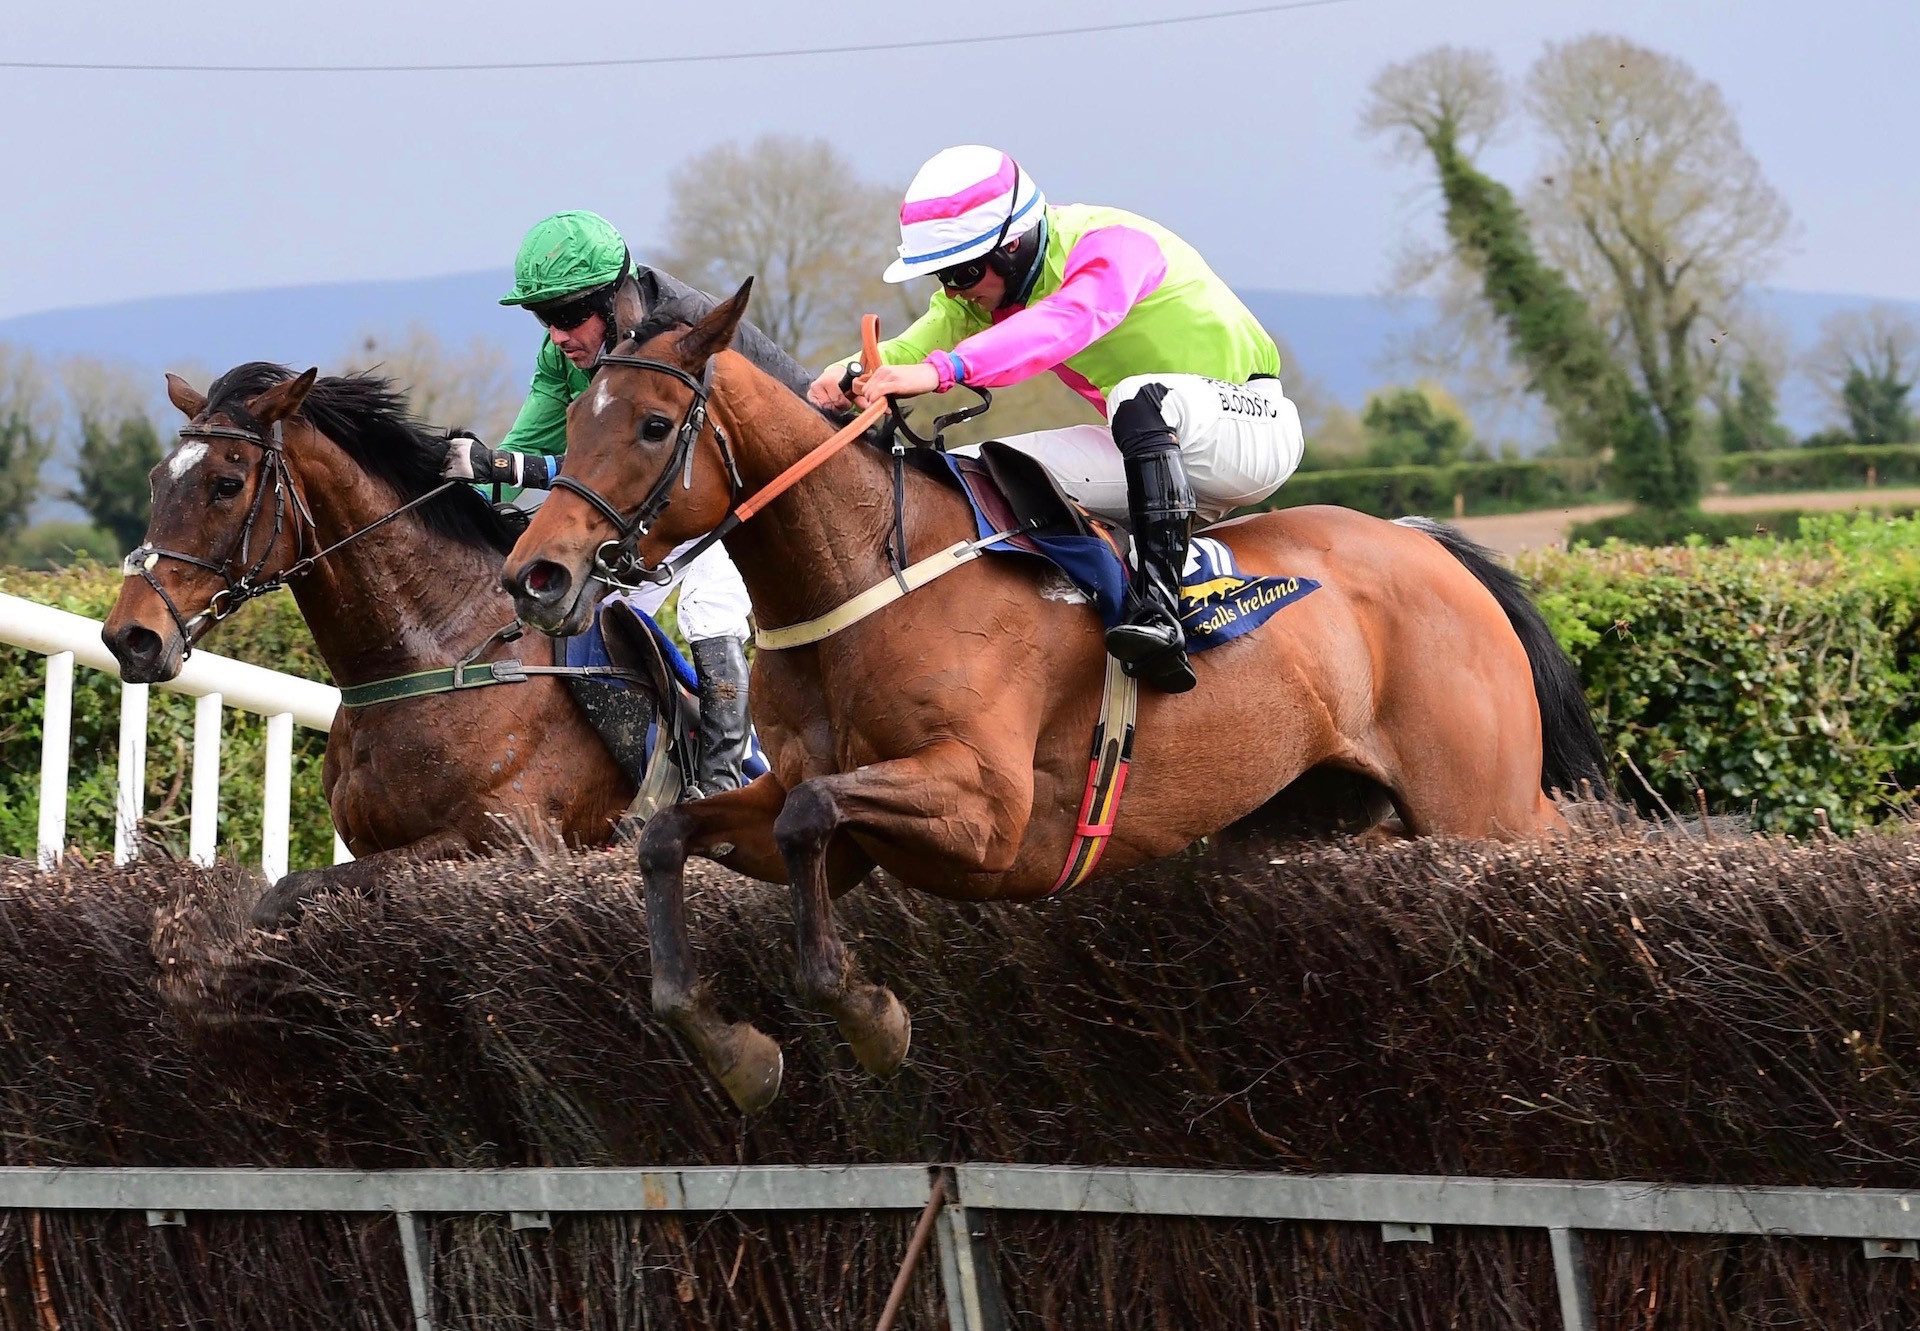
[882, 145, 1046, 284]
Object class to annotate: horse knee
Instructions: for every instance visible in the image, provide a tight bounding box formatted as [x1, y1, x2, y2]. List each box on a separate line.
[636, 805, 694, 879]
[773, 782, 839, 865]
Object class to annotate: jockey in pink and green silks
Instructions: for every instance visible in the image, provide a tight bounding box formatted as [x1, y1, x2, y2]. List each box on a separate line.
[810, 146, 1304, 694]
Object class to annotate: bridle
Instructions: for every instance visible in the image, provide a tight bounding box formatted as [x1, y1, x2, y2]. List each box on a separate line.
[125, 413, 459, 656]
[549, 346, 742, 590]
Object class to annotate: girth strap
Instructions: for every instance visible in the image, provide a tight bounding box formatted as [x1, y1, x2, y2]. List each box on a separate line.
[754, 530, 1013, 651]
[339, 660, 643, 709]
[1050, 652, 1140, 893]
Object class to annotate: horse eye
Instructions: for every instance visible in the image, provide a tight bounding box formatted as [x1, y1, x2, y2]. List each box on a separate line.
[641, 415, 673, 442]
[212, 476, 244, 500]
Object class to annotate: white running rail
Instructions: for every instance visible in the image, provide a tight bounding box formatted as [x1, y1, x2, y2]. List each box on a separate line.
[0, 591, 348, 880]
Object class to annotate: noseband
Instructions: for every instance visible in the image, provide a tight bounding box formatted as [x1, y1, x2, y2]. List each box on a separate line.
[548, 350, 740, 589]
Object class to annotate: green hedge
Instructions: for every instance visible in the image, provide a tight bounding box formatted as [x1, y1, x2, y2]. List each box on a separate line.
[1276, 445, 1920, 521]
[0, 563, 336, 869]
[1712, 444, 1920, 494]
[1526, 514, 1920, 834]
[1567, 505, 1920, 548]
[1270, 457, 1612, 517]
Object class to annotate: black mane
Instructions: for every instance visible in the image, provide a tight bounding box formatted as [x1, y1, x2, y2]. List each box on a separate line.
[204, 362, 519, 554]
[618, 310, 692, 353]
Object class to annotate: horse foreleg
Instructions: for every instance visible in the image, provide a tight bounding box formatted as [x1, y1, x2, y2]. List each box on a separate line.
[774, 742, 1032, 1080]
[636, 775, 796, 1113]
[250, 828, 467, 930]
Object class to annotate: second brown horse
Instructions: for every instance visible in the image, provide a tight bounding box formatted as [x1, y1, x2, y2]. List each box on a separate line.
[503, 282, 1610, 1111]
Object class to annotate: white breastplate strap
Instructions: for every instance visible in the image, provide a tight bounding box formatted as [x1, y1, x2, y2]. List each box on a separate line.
[754, 530, 1014, 651]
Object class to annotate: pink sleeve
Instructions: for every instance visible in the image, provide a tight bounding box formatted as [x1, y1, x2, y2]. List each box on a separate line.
[933, 226, 1168, 389]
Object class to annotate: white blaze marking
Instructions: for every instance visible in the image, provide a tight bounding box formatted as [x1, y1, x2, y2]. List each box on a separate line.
[166, 441, 208, 481]
[591, 381, 614, 416]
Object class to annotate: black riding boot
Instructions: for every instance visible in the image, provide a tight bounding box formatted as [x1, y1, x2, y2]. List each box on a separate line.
[1104, 444, 1197, 693]
[689, 635, 753, 798]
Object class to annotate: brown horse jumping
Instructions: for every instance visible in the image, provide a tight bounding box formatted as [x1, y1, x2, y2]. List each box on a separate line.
[502, 282, 1610, 1111]
[102, 364, 641, 924]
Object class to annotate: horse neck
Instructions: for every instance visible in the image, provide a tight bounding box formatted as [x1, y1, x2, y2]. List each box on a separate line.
[281, 434, 518, 687]
[707, 358, 972, 628]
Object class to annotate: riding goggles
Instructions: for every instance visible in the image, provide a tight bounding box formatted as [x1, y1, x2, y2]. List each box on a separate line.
[531, 292, 605, 332]
[935, 256, 992, 292]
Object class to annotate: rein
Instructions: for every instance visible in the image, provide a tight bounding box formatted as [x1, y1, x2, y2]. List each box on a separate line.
[126, 416, 462, 655]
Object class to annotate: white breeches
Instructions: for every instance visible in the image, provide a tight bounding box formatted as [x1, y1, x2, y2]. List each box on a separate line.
[623, 538, 753, 642]
[959, 374, 1305, 524]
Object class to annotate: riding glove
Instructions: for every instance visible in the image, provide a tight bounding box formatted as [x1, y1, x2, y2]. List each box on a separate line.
[441, 432, 521, 485]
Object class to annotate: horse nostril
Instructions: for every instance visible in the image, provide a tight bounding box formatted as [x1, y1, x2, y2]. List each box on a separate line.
[123, 626, 161, 664]
[524, 562, 569, 601]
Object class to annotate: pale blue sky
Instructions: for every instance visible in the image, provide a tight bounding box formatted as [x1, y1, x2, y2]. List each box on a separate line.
[2, 0, 1914, 320]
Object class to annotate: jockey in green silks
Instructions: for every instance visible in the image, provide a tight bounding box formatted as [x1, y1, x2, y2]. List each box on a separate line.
[809, 146, 1304, 693]
[444, 211, 811, 795]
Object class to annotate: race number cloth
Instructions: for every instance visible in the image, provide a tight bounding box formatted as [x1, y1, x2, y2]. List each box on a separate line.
[933, 453, 1319, 653]
[562, 594, 769, 780]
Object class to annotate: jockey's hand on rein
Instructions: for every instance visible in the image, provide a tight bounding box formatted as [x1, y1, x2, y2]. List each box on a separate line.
[855, 362, 940, 409]
[440, 432, 520, 485]
[807, 365, 855, 413]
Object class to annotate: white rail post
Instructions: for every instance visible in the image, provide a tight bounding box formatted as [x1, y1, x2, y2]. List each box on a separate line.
[36, 651, 75, 869]
[262, 712, 294, 882]
[333, 832, 352, 865]
[190, 692, 223, 867]
[114, 682, 149, 864]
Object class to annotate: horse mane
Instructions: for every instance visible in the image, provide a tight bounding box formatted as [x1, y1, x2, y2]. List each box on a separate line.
[204, 362, 519, 555]
[617, 309, 692, 352]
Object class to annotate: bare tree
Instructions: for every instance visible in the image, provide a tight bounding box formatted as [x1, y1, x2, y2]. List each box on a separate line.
[1524, 34, 1793, 453]
[1807, 305, 1920, 410]
[1361, 47, 1509, 162]
[660, 135, 922, 366]
[1806, 305, 1920, 443]
[341, 325, 520, 441]
[61, 356, 154, 427]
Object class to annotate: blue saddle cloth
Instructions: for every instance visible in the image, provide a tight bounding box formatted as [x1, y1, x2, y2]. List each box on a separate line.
[931, 452, 1319, 654]
[562, 596, 769, 779]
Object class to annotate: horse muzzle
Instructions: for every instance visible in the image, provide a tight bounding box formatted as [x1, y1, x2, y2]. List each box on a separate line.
[503, 557, 599, 636]
[101, 618, 186, 684]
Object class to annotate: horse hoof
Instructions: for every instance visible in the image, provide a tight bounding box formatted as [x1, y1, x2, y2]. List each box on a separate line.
[249, 874, 314, 930]
[846, 987, 912, 1079]
[714, 1023, 784, 1114]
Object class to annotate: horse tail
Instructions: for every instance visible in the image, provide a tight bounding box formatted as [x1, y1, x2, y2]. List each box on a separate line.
[1393, 517, 1612, 799]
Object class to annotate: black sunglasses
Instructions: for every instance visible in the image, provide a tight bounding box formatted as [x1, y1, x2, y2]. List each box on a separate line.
[532, 295, 602, 332]
[936, 256, 992, 292]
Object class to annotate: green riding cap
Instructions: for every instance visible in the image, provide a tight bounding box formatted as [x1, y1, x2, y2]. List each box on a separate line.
[499, 210, 630, 306]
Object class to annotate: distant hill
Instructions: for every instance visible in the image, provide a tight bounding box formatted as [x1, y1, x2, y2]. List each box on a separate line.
[5, 272, 1917, 522]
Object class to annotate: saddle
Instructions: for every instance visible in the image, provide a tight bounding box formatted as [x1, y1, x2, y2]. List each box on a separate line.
[563, 601, 698, 818]
[949, 439, 1118, 552]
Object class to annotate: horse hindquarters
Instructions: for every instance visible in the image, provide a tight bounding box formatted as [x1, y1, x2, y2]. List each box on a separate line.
[1193, 507, 1573, 842]
[1393, 517, 1610, 801]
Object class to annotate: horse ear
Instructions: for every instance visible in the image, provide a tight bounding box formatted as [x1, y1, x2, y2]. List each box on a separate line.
[611, 277, 647, 342]
[681, 277, 754, 366]
[165, 373, 207, 420]
[248, 368, 319, 425]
